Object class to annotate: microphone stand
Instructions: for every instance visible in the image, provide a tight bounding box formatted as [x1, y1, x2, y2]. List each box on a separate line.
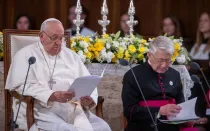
[191, 74, 210, 116]
[199, 68, 210, 90]
[11, 62, 32, 131]
[129, 64, 158, 131]
[197, 68, 210, 116]
[199, 82, 210, 108]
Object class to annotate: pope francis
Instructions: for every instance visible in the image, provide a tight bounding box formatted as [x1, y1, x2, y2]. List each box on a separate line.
[5, 18, 111, 131]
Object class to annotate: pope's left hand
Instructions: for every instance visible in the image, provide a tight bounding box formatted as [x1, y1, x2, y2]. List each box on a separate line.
[80, 96, 94, 107]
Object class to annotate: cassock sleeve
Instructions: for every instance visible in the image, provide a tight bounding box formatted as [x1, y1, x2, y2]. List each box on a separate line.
[122, 71, 160, 122]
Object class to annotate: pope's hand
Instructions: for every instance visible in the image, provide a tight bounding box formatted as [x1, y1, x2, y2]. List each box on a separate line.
[49, 91, 75, 103]
[159, 104, 182, 117]
[80, 96, 94, 107]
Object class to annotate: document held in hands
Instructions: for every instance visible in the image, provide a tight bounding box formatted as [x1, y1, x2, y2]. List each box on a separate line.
[69, 75, 102, 100]
[159, 97, 199, 124]
[69, 64, 107, 100]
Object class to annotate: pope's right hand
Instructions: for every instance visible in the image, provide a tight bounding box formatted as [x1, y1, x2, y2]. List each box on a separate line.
[159, 104, 182, 117]
[49, 91, 75, 103]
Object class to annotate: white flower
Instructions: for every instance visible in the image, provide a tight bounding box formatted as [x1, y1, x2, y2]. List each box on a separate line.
[106, 51, 114, 63]
[118, 37, 123, 41]
[112, 41, 119, 48]
[89, 38, 93, 42]
[78, 50, 84, 55]
[178, 42, 182, 46]
[173, 39, 180, 43]
[173, 39, 183, 46]
[101, 48, 106, 54]
[79, 41, 84, 47]
[79, 41, 89, 48]
[176, 55, 186, 64]
[71, 42, 76, 47]
[144, 42, 149, 46]
[96, 55, 103, 62]
[83, 42, 89, 48]
[119, 42, 127, 49]
[106, 43, 111, 49]
[84, 48, 88, 53]
[101, 52, 107, 59]
[77, 50, 86, 62]
[123, 37, 130, 42]
[120, 42, 126, 46]
[98, 49, 107, 63]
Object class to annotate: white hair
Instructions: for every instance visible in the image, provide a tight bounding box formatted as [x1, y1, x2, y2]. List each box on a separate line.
[40, 18, 62, 32]
[149, 36, 174, 55]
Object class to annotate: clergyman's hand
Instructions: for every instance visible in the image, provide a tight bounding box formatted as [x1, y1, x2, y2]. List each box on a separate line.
[159, 104, 182, 117]
[49, 91, 75, 103]
[193, 117, 208, 125]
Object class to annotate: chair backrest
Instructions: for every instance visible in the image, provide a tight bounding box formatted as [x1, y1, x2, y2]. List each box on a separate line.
[3, 29, 70, 131]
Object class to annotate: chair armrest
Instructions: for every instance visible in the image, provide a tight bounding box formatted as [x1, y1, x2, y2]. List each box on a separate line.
[96, 96, 104, 119]
[10, 91, 35, 129]
[10, 92, 104, 128]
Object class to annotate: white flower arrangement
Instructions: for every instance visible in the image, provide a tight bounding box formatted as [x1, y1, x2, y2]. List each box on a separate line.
[69, 32, 190, 65]
[70, 36, 93, 63]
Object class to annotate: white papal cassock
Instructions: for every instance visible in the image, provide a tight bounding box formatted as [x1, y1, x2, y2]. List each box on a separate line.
[5, 42, 111, 131]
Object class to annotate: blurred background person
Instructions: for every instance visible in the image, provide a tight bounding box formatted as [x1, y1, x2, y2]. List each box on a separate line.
[190, 12, 210, 60]
[13, 13, 32, 30]
[120, 13, 140, 37]
[161, 14, 183, 38]
[66, 5, 95, 37]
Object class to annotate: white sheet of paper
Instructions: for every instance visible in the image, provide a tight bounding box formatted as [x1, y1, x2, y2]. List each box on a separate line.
[159, 98, 199, 124]
[168, 97, 199, 121]
[69, 75, 102, 100]
[69, 64, 107, 100]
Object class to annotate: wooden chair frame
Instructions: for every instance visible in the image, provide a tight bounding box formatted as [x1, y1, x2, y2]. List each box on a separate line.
[3, 29, 104, 131]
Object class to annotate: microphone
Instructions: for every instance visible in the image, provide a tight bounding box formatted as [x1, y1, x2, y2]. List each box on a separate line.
[119, 59, 158, 131]
[28, 56, 36, 65]
[12, 56, 36, 131]
[119, 58, 129, 66]
[190, 62, 210, 90]
[191, 75, 210, 115]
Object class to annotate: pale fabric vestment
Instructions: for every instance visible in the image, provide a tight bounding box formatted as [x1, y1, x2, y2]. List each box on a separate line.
[190, 44, 210, 60]
[65, 27, 95, 37]
[5, 42, 111, 131]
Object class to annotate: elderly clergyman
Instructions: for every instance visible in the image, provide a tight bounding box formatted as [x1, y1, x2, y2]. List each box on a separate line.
[122, 36, 185, 131]
[6, 18, 111, 131]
